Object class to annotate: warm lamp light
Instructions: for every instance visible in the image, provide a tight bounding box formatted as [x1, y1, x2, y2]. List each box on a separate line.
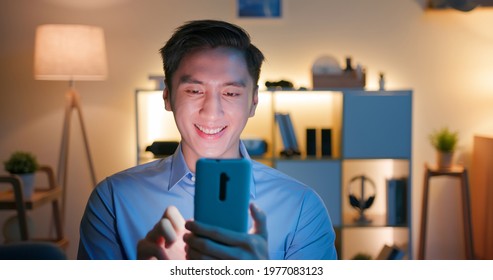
[35, 24, 107, 81]
[34, 24, 107, 222]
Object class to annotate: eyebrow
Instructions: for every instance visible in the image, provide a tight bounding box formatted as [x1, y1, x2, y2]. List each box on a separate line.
[224, 81, 247, 88]
[178, 75, 202, 85]
[178, 75, 247, 88]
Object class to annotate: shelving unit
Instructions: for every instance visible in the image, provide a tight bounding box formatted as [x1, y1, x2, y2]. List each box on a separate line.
[263, 89, 413, 259]
[0, 165, 68, 248]
[135, 88, 413, 259]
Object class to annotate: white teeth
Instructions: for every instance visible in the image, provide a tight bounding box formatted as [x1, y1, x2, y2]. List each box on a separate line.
[196, 124, 225, 135]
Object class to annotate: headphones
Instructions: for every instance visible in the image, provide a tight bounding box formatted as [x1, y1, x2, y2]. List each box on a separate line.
[347, 175, 376, 211]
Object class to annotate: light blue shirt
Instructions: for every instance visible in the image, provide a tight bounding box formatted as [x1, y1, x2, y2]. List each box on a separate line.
[78, 142, 337, 260]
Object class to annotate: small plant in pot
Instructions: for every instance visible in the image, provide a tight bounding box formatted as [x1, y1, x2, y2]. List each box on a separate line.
[429, 127, 459, 170]
[4, 151, 40, 198]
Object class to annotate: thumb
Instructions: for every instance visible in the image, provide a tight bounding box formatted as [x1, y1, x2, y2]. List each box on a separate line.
[250, 203, 268, 240]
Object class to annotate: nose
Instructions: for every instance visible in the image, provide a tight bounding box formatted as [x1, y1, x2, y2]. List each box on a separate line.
[200, 91, 223, 120]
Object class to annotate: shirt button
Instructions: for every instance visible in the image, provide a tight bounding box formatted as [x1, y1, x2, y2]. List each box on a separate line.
[190, 175, 195, 182]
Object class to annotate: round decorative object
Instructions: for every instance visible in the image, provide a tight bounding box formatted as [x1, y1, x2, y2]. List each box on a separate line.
[2, 214, 35, 242]
[311, 55, 343, 75]
[347, 175, 376, 224]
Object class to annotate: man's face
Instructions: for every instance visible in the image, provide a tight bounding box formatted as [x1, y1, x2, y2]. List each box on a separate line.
[163, 47, 258, 171]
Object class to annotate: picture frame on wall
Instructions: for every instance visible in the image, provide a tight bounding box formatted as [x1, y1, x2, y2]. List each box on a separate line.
[237, 0, 282, 18]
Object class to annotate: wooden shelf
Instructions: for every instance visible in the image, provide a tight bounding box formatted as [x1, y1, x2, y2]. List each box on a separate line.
[342, 214, 407, 228]
[0, 188, 62, 210]
[0, 165, 66, 248]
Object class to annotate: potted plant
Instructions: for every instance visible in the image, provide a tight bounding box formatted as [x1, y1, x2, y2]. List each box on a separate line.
[4, 151, 39, 198]
[429, 127, 459, 170]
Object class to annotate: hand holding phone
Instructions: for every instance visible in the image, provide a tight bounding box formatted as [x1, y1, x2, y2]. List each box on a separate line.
[194, 158, 251, 233]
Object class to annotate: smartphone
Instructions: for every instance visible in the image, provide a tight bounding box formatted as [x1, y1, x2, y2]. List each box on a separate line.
[194, 158, 251, 233]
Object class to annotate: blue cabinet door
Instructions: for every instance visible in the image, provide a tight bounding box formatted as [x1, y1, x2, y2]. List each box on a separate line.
[342, 90, 412, 159]
[275, 159, 342, 226]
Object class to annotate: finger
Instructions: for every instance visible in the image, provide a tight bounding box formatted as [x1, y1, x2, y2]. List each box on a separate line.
[164, 206, 185, 232]
[185, 220, 243, 246]
[184, 222, 254, 259]
[146, 220, 165, 242]
[159, 218, 177, 245]
[186, 246, 219, 260]
[184, 232, 236, 260]
[137, 238, 167, 260]
[146, 217, 177, 247]
[250, 203, 268, 240]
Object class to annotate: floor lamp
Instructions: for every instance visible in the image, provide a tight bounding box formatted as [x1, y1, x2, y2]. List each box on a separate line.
[34, 24, 108, 223]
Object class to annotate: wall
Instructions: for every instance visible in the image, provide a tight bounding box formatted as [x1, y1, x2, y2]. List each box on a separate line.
[1, 0, 493, 259]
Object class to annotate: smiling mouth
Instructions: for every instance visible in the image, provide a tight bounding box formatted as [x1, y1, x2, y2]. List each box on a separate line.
[195, 124, 227, 135]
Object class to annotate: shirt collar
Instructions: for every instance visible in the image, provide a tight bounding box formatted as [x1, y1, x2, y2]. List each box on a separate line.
[169, 143, 192, 190]
[168, 141, 256, 198]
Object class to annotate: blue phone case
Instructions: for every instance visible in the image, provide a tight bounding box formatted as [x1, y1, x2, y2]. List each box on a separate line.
[194, 158, 251, 233]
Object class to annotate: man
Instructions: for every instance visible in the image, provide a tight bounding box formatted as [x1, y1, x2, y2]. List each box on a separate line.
[78, 19, 337, 260]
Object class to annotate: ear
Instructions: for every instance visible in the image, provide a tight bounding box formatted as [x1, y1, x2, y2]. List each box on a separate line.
[249, 86, 259, 118]
[163, 88, 172, 111]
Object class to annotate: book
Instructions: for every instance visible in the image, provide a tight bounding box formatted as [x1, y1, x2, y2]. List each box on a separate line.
[321, 128, 332, 156]
[284, 113, 299, 152]
[376, 244, 406, 260]
[306, 128, 317, 156]
[386, 178, 408, 225]
[275, 113, 291, 150]
[274, 112, 300, 156]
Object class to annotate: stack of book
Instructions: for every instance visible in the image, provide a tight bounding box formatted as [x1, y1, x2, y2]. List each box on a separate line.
[376, 244, 406, 260]
[275, 113, 300, 157]
[386, 178, 408, 226]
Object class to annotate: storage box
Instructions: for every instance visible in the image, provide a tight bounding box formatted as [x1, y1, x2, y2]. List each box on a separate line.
[312, 71, 365, 89]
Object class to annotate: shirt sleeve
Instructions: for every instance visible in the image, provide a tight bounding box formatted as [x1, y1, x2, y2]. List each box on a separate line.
[77, 178, 126, 260]
[284, 189, 338, 260]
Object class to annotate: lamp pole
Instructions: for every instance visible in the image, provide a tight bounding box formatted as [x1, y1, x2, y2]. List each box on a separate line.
[57, 82, 97, 223]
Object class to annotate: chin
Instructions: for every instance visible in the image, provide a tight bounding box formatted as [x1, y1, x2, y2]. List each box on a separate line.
[199, 150, 225, 159]
[194, 139, 238, 159]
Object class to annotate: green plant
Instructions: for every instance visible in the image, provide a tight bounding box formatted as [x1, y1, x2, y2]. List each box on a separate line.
[429, 127, 459, 153]
[3, 151, 39, 174]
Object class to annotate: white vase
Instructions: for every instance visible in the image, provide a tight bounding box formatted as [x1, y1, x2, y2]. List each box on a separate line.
[437, 151, 454, 170]
[17, 173, 35, 199]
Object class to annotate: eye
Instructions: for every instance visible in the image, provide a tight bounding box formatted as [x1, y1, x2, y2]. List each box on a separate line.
[185, 88, 203, 95]
[224, 92, 240, 97]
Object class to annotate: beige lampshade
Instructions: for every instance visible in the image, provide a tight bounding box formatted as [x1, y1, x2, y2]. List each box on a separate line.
[34, 24, 108, 81]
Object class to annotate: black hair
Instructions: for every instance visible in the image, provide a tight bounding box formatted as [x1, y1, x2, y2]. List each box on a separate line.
[159, 19, 265, 93]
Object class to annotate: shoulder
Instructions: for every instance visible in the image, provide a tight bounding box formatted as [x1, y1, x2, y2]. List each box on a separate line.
[252, 160, 306, 188]
[251, 160, 322, 201]
[251, 160, 326, 207]
[93, 157, 171, 195]
[107, 158, 170, 182]
[114, 157, 171, 177]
